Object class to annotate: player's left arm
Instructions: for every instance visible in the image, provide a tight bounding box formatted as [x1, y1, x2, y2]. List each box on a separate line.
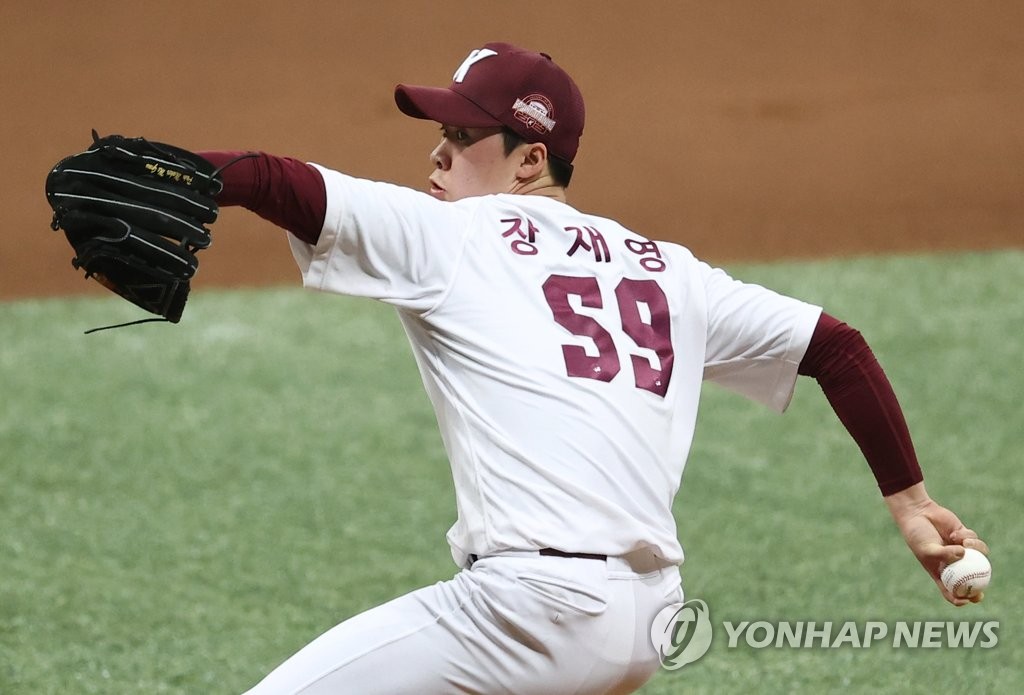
[196, 149, 467, 311]
[198, 150, 327, 244]
[798, 312, 990, 606]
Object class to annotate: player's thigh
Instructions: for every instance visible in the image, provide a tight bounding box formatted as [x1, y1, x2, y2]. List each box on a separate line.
[242, 561, 679, 695]
[241, 575, 479, 695]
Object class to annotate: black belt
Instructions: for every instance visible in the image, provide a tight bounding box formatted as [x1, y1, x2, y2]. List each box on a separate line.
[539, 548, 607, 561]
[468, 548, 607, 566]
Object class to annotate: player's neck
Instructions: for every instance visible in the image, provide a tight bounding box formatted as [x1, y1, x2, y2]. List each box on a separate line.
[510, 175, 567, 202]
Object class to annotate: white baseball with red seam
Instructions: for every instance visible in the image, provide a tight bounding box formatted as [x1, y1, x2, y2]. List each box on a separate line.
[940, 548, 991, 598]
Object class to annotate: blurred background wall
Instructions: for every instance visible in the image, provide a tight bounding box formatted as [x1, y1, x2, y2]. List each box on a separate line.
[2, 0, 1021, 298]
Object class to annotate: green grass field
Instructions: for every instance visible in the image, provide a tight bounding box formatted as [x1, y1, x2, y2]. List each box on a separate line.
[2, 250, 1021, 694]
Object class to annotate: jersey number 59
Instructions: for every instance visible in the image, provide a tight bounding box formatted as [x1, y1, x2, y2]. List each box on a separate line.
[542, 274, 674, 397]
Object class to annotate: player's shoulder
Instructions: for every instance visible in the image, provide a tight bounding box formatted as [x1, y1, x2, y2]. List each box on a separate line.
[316, 166, 473, 217]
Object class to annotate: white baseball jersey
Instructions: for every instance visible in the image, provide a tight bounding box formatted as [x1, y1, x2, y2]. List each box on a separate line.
[289, 167, 822, 569]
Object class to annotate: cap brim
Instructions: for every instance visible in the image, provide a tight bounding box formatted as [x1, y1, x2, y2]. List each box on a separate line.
[394, 84, 502, 127]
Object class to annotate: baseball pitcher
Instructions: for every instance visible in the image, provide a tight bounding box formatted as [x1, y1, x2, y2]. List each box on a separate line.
[46, 42, 990, 694]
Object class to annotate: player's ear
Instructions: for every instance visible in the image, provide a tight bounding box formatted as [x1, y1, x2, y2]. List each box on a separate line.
[515, 142, 549, 180]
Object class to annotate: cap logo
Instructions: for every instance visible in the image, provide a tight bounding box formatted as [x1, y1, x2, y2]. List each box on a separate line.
[452, 48, 498, 83]
[512, 95, 556, 134]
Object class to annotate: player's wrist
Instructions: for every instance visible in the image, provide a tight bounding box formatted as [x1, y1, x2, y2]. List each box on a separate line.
[883, 481, 932, 519]
[884, 483, 933, 515]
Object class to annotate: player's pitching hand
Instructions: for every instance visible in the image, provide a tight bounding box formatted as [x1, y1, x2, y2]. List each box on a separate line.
[883, 482, 990, 606]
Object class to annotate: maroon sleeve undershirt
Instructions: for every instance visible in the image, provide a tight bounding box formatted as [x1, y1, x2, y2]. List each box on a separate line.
[199, 150, 327, 245]
[798, 312, 924, 495]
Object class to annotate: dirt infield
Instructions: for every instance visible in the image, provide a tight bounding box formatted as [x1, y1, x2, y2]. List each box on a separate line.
[2, 1, 1021, 300]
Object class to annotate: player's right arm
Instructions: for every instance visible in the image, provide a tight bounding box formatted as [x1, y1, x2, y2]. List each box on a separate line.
[699, 263, 989, 606]
[882, 482, 989, 605]
[798, 312, 990, 605]
[796, 313, 922, 495]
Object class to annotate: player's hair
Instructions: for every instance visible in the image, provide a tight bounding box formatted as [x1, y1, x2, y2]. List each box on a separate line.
[501, 128, 574, 188]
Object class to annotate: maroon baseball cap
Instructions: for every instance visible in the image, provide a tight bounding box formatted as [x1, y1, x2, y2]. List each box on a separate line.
[395, 42, 585, 162]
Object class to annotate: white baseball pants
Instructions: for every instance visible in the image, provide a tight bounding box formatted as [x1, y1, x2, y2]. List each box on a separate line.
[242, 550, 682, 694]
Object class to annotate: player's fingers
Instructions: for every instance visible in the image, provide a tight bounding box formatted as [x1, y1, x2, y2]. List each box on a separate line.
[948, 527, 978, 544]
[931, 574, 970, 607]
[961, 536, 990, 555]
[923, 541, 965, 566]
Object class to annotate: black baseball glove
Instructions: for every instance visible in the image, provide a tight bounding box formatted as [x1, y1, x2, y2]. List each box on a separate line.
[45, 130, 223, 328]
